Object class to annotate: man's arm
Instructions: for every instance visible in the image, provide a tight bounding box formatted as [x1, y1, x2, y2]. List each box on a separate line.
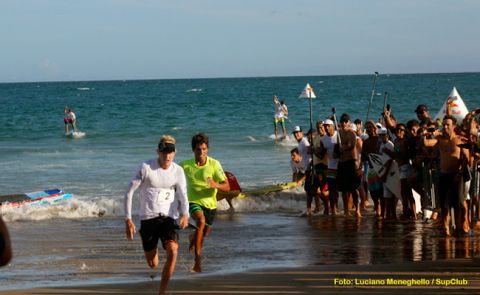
[124, 165, 144, 240]
[176, 168, 190, 229]
[0, 217, 12, 266]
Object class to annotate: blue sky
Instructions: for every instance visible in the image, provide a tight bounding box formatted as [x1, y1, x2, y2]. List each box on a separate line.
[1, 0, 479, 82]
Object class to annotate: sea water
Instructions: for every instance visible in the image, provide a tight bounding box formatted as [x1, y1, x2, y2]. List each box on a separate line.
[1, 73, 480, 290]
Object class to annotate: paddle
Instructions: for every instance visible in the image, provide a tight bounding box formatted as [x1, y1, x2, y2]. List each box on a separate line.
[365, 72, 379, 124]
[332, 107, 342, 158]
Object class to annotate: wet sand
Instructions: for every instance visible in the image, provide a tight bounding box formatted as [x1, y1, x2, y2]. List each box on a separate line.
[1, 257, 480, 294]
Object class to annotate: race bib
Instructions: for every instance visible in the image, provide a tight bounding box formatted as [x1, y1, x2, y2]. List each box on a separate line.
[156, 188, 175, 205]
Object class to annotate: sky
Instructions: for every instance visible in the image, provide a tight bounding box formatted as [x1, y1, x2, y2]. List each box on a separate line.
[1, 0, 479, 82]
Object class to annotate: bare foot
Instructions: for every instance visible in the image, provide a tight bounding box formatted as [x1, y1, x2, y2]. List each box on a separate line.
[192, 256, 202, 273]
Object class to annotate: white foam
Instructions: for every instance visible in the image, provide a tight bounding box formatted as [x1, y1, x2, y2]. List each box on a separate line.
[186, 88, 203, 92]
[0, 195, 122, 222]
[217, 189, 306, 213]
[245, 136, 257, 142]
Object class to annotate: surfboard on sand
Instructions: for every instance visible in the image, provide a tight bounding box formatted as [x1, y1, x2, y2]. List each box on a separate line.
[369, 153, 402, 198]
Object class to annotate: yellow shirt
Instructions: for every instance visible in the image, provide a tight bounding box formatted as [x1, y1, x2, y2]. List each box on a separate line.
[180, 157, 226, 209]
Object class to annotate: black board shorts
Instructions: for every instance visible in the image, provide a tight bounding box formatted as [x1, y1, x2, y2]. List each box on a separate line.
[139, 216, 178, 252]
[337, 159, 360, 192]
[438, 172, 462, 209]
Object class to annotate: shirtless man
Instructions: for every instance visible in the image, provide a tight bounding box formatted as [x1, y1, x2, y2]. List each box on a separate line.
[424, 115, 470, 236]
[337, 113, 361, 217]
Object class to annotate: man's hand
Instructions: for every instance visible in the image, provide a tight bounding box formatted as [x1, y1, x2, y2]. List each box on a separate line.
[207, 177, 217, 189]
[179, 215, 189, 229]
[125, 218, 136, 241]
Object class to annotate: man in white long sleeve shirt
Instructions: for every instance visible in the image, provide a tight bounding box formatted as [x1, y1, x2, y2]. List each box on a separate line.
[124, 135, 189, 295]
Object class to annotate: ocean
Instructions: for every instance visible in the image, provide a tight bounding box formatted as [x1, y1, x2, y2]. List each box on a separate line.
[1, 73, 480, 290]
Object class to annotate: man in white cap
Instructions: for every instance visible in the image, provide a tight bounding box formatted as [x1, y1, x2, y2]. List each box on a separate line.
[292, 126, 316, 216]
[320, 119, 339, 215]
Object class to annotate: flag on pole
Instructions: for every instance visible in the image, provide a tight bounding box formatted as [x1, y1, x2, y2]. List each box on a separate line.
[434, 86, 469, 123]
[299, 83, 316, 99]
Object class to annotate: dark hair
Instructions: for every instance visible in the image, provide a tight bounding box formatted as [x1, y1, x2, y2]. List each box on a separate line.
[443, 115, 457, 125]
[191, 133, 209, 150]
[354, 119, 362, 125]
[290, 147, 299, 155]
[396, 123, 406, 131]
[406, 119, 419, 130]
[340, 113, 350, 123]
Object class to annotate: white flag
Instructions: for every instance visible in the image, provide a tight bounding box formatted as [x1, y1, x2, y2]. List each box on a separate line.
[434, 87, 469, 123]
[299, 83, 316, 99]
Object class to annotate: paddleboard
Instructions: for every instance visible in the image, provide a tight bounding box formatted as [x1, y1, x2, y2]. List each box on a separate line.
[369, 153, 401, 198]
[217, 171, 242, 200]
[0, 188, 72, 209]
[65, 131, 86, 138]
[239, 181, 298, 198]
[420, 164, 437, 216]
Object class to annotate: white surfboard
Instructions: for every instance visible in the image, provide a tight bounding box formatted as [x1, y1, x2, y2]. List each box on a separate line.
[434, 86, 469, 123]
[369, 153, 401, 198]
[65, 131, 86, 138]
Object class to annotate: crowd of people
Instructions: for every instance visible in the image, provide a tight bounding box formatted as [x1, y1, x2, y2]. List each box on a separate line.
[290, 102, 480, 237]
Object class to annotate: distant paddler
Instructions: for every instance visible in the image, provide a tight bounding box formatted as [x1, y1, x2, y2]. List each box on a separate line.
[63, 106, 77, 134]
[273, 95, 289, 139]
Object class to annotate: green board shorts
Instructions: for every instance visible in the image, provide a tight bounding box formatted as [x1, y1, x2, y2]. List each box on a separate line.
[273, 117, 285, 127]
[189, 202, 216, 227]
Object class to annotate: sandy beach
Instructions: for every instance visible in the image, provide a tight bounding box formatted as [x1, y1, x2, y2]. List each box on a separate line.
[1, 258, 479, 295]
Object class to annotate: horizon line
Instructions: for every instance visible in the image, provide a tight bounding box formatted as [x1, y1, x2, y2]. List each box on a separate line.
[1, 70, 479, 85]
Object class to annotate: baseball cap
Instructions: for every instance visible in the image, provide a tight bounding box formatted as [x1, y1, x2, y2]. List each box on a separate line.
[158, 141, 176, 153]
[378, 127, 388, 135]
[324, 119, 334, 125]
[292, 126, 303, 133]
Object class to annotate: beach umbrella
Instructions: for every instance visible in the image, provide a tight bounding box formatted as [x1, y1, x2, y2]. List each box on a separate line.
[434, 87, 469, 123]
[298, 83, 316, 133]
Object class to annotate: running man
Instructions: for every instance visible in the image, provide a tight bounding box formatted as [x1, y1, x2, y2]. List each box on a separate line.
[124, 135, 189, 295]
[181, 133, 230, 272]
[63, 106, 77, 133]
[273, 95, 289, 139]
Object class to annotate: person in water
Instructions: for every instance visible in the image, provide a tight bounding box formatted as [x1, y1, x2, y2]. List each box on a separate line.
[64, 106, 77, 133]
[273, 95, 289, 139]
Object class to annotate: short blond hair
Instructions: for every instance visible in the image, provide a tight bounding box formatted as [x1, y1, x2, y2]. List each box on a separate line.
[159, 135, 176, 145]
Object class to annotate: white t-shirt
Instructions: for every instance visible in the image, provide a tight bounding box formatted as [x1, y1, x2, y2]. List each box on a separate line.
[290, 159, 306, 174]
[320, 132, 339, 170]
[274, 101, 288, 119]
[69, 112, 76, 120]
[297, 137, 311, 170]
[379, 141, 394, 158]
[124, 159, 189, 221]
